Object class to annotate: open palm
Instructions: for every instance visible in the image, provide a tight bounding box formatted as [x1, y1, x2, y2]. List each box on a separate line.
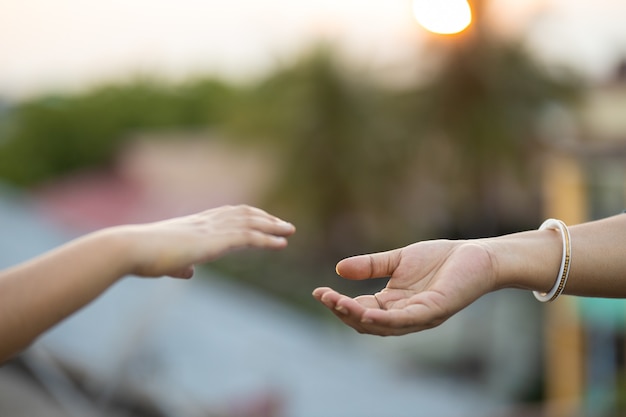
[313, 240, 497, 335]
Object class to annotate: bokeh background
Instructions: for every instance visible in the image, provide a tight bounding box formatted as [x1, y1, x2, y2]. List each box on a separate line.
[2, 0, 626, 416]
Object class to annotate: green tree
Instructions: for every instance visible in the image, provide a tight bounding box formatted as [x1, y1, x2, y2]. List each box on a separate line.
[0, 77, 236, 186]
[400, 0, 582, 237]
[211, 46, 421, 302]
[251, 47, 417, 256]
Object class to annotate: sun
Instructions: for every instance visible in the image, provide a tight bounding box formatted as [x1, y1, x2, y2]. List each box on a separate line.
[412, 0, 472, 35]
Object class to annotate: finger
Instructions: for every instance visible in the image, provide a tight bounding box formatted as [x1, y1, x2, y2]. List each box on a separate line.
[354, 294, 381, 309]
[312, 287, 333, 302]
[198, 231, 288, 263]
[166, 265, 195, 279]
[314, 288, 359, 315]
[312, 290, 446, 336]
[312, 288, 375, 334]
[227, 230, 289, 251]
[316, 289, 387, 319]
[313, 289, 441, 336]
[202, 205, 295, 235]
[313, 288, 366, 321]
[225, 205, 295, 231]
[360, 302, 446, 334]
[335, 249, 402, 280]
[243, 215, 296, 237]
[312, 287, 335, 307]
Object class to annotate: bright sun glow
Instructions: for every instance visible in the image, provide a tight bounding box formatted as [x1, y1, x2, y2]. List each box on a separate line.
[412, 0, 472, 35]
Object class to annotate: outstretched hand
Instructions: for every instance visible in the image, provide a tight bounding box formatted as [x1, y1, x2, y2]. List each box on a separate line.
[313, 240, 497, 336]
[0, 204, 295, 363]
[123, 204, 295, 279]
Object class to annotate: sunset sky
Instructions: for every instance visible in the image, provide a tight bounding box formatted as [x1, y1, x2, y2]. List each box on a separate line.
[1, 0, 626, 98]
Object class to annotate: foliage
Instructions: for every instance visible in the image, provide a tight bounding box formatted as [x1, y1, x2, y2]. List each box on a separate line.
[395, 14, 583, 237]
[214, 46, 421, 299]
[0, 78, 236, 186]
[0, 35, 583, 304]
[250, 47, 417, 253]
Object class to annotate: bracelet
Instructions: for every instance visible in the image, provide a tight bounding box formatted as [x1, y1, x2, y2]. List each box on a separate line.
[533, 218, 572, 302]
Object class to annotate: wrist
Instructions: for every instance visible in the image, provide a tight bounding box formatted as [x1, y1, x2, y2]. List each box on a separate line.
[102, 224, 186, 278]
[88, 226, 139, 279]
[482, 228, 563, 292]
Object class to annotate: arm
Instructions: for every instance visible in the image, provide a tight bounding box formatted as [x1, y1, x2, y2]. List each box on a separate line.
[0, 205, 295, 362]
[492, 214, 626, 298]
[312, 213, 626, 336]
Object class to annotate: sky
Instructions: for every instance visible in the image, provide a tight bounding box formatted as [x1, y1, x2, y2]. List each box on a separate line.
[2, 0, 626, 99]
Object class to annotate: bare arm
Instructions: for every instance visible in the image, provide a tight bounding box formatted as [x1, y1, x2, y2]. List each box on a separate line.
[0, 205, 295, 362]
[491, 213, 626, 298]
[312, 213, 626, 336]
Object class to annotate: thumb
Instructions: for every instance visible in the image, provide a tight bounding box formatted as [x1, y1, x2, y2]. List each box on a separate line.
[336, 249, 401, 280]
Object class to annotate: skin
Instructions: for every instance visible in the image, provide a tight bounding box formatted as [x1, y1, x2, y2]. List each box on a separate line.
[313, 213, 626, 336]
[0, 204, 295, 363]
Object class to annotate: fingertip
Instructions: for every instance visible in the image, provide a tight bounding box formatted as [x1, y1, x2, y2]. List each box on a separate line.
[169, 266, 195, 279]
[337, 250, 399, 280]
[335, 257, 364, 279]
[270, 235, 288, 247]
[335, 258, 349, 277]
[334, 305, 348, 315]
[284, 222, 296, 234]
[319, 291, 335, 304]
[312, 287, 325, 298]
[275, 221, 296, 235]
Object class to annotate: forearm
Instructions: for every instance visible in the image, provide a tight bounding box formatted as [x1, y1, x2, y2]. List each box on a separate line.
[0, 229, 133, 362]
[0, 205, 295, 362]
[488, 214, 626, 298]
[564, 214, 626, 297]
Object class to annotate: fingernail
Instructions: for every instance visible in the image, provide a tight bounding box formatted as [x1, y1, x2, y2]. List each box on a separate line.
[335, 306, 347, 315]
[361, 317, 373, 324]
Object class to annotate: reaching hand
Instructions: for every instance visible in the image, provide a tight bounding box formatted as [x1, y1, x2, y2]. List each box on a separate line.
[312, 240, 497, 336]
[123, 204, 295, 279]
[0, 204, 295, 363]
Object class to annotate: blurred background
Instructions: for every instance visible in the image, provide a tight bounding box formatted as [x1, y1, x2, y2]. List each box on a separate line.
[2, 0, 626, 416]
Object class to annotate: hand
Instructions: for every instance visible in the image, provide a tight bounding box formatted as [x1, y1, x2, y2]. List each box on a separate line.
[312, 240, 497, 336]
[121, 205, 295, 279]
[0, 205, 294, 363]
